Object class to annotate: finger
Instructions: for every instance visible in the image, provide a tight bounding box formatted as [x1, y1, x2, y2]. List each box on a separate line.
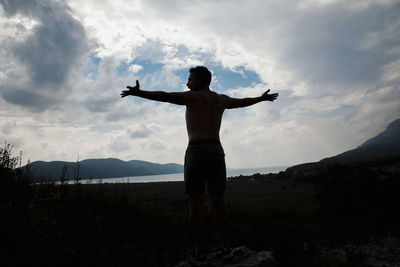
[266, 89, 270, 93]
[136, 80, 139, 87]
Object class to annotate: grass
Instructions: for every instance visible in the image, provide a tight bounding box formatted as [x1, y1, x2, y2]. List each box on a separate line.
[227, 178, 318, 213]
[73, 177, 321, 266]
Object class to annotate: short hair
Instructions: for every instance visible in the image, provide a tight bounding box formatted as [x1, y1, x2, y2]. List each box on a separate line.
[189, 66, 212, 86]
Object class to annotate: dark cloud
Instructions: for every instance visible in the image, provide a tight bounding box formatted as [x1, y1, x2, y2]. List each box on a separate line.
[275, 2, 400, 88]
[127, 125, 152, 139]
[0, 0, 88, 111]
[2, 87, 59, 112]
[84, 98, 115, 113]
[0, 0, 38, 17]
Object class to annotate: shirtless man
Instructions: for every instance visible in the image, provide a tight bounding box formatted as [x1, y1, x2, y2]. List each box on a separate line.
[121, 66, 278, 259]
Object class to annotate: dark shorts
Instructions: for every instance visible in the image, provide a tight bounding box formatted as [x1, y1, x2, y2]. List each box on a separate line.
[184, 140, 226, 198]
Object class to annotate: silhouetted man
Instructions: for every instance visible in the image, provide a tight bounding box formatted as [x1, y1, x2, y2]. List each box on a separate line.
[121, 66, 278, 260]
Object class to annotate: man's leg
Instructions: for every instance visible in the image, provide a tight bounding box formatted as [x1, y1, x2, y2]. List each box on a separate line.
[212, 194, 230, 249]
[189, 194, 204, 255]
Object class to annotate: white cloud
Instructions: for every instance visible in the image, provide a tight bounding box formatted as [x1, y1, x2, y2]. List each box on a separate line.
[128, 64, 143, 73]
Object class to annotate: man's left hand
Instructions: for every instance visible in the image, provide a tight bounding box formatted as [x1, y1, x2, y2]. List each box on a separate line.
[121, 80, 140, 98]
[261, 89, 278, 102]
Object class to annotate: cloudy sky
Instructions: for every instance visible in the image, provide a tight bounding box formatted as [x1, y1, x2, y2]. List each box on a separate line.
[1, 0, 399, 169]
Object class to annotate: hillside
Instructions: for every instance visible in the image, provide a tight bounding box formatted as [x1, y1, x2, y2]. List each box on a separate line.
[287, 118, 400, 173]
[28, 158, 184, 180]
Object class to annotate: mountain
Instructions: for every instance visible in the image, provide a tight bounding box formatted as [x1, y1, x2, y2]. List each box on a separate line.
[28, 158, 184, 180]
[287, 118, 400, 173]
[358, 119, 400, 148]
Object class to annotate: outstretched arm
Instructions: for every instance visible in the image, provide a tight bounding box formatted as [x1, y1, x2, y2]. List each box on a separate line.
[121, 80, 192, 105]
[224, 89, 278, 109]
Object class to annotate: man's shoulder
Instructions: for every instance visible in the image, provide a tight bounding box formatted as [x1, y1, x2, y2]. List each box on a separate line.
[214, 92, 230, 101]
[209, 90, 227, 98]
[189, 90, 228, 102]
[177, 90, 196, 98]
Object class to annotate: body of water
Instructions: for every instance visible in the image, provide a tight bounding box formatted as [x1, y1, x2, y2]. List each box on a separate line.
[77, 166, 287, 184]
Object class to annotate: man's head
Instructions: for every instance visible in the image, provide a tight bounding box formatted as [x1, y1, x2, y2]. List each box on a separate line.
[187, 66, 212, 91]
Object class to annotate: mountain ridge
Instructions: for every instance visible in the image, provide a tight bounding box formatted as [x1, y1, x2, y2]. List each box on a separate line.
[28, 158, 184, 180]
[287, 118, 400, 173]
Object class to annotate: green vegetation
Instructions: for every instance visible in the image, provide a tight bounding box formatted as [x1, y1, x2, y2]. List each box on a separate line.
[2, 143, 400, 266]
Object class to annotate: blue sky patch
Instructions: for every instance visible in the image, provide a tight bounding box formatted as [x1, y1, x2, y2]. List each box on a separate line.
[83, 53, 101, 79]
[210, 65, 262, 92]
[116, 61, 130, 76]
[129, 59, 164, 74]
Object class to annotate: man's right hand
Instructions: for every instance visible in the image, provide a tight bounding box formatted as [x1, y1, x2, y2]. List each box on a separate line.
[261, 89, 278, 102]
[121, 80, 140, 98]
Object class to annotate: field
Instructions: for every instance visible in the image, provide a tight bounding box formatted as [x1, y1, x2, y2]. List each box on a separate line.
[2, 161, 400, 266]
[88, 177, 322, 265]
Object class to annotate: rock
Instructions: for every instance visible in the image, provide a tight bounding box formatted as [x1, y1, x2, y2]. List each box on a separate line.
[175, 246, 277, 267]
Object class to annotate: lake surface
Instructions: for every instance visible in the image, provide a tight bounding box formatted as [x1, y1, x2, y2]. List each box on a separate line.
[76, 166, 288, 184]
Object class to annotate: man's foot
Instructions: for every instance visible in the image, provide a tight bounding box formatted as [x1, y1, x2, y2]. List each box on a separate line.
[187, 249, 206, 263]
[215, 247, 232, 259]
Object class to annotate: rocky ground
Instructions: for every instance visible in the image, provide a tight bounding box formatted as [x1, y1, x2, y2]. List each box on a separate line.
[313, 237, 400, 267]
[174, 246, 277, 267]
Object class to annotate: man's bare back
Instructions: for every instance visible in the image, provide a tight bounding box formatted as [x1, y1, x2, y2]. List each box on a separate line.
[185, 90, 225, 142]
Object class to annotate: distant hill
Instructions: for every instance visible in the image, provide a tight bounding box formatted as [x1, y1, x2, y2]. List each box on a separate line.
[28, 158, 184, 180]
[287, 118, 400, 173]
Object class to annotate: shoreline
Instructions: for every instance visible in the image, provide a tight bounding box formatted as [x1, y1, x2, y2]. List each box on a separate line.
[47, 166, 288, 185]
